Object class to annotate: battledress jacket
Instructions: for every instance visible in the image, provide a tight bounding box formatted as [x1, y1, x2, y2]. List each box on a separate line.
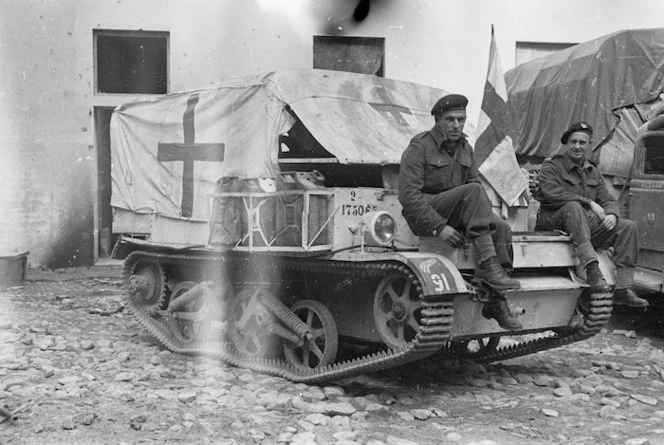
[398, 124, 480, 236]
[535, 153, 620, 217]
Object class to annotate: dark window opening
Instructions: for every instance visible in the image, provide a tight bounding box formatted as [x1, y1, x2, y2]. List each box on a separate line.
[515, 41, 576, 66]
[313, 35, 385, 77]
[642, 134, 664, 175]
[279, 121, 333, 160]
[95, 30, 168, 94]
[278, 119, 383, 188]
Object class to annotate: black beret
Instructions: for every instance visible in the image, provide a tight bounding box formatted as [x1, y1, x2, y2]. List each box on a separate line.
[561, 121, 593, 144]
[431, 94, 468, 115]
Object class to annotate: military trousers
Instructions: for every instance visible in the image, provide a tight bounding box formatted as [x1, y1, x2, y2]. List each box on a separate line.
[535, 201, 639, 270]
[424, 183, 513, 269]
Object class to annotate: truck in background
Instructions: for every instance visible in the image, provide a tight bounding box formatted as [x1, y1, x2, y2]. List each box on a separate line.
[505, 27, 664, 295]
[623, 111, 664, 292]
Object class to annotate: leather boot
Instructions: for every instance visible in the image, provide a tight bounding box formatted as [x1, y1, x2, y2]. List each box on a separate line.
[482, 296, 523, 331]
[613, 288, 649, 308]
[585, 261, 610, 293]
[475, 256, 521, 290]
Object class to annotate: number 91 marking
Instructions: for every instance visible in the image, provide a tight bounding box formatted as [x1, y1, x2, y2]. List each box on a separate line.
[431, 273, 449, 292]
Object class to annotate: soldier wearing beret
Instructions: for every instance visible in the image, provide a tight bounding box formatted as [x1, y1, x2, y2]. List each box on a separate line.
[399, 94, 523, 330]
[535, 122, 648, 307]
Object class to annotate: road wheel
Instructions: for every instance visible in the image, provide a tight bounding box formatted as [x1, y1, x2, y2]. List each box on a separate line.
[227, 288, 276, 358]
[373, 272, 422, 349]
[283, 300, 338, 371]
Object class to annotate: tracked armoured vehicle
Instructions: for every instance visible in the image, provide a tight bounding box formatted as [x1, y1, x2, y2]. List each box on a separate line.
[111, 69, 613, 384]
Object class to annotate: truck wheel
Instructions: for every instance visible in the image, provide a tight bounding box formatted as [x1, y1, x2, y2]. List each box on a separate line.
[283, 300, 338, 371]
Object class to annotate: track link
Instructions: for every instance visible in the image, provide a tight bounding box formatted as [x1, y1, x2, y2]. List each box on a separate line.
[435, 291, 613, 365]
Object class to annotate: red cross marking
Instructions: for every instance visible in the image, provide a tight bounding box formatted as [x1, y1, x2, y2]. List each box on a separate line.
[369, 103, 412, 127]
[158, 93, 225, 218]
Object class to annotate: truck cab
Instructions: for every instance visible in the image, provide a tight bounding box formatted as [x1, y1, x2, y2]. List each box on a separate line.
[625, 113, 664, 292]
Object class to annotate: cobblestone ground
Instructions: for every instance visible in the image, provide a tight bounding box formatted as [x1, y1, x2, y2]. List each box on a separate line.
[1, 267, 664, 445]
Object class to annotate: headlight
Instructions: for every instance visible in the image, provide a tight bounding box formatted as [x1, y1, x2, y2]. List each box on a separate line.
[363, 211, 396, 246]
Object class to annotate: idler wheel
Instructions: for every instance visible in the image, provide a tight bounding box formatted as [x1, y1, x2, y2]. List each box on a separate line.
[283, 300, 338, 371]
[373, 272, 422, 349]
[127, 260, 167, 315]
[228, 288, 277, 358]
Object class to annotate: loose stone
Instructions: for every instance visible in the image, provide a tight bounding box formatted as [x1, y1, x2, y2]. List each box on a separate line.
[329, 415, 351, 430]
[533, 375, 554, 387]
[631, 394, 658, 406]
[304, 413, 328, 426]
[624, 438, 649, 445]
[396, 411, 415, 421]
[497, 377, 518, 385]
[301, 386, 326, 402]
[313, 401, 356, 416]
[333, 431, 357, 441]
[621, 370, 639, 379]
[600, 397, 620, 408]
[385, 436, 420, 445]
[553, 386, 573, 397]
[178, 390, 197, 403]
[58, 375, 82, 385]
[515, 374, 534, 385]
[430, 407, 449, 417]
[410, 409, 432, 420]
[113, 371, 136, 382]
[323, 386, 344, 400]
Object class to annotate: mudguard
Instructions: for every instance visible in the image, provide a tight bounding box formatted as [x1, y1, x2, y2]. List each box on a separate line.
[330, 251, 468, 296]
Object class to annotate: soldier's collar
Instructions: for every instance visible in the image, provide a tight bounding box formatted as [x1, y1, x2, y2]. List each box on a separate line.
[563, 153, 594, 171]
[430, 125, 466, 151]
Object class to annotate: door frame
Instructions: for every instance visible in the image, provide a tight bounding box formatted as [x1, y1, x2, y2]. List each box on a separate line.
[94, 106, 118, 259]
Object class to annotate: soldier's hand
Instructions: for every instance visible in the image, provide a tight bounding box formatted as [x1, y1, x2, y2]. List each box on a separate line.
[603, 214, 617, 230]
[438, 225, 464, 248]
[589, 201, 606, 220]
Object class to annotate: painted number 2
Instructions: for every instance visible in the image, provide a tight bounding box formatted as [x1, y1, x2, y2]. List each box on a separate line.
[430, 273, 449, 292]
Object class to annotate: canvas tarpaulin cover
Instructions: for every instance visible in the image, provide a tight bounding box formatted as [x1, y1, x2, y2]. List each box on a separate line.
[110, 69, 451, 222]
[505, 28, 664, 177]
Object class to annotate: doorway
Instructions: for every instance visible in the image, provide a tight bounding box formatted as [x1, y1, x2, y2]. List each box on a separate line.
[92, 30, 170, 260]
[95, 107, 119, 258]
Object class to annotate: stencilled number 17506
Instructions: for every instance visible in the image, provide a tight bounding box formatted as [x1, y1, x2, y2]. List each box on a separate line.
[341, 203, 376, 216]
